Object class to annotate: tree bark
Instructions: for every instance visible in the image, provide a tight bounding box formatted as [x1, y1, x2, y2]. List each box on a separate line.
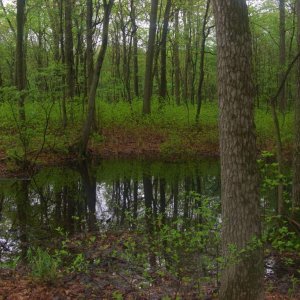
[212, 1, 264, 299]
[143, 0, 159, 114]
[119, 0, 131, 102]
[293, 0, 300, 218]
[183, 9, 191, 103]
[159, 0, 172, 101]
[46, 0, 60, 63]
[65, 0, 75, 120]
[173, 9, 181, 105]
[16, 0, 26, 121]
[130, 0, 139, 98]
[59, 0, 67, 127]
[79, 0, 114, 156]
[195, 0, 210, 124]
[279, 0, 286, 111]
[86, 0, 94, 97]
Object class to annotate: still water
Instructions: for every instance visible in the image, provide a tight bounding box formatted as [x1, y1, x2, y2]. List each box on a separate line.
[0, 159, 220, 263]
[1, 159, 297, 299]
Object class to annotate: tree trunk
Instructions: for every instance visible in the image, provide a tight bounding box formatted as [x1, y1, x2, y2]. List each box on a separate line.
[183, 9, 190, 103]
[59, 0, 67, 127]
[212, 1, 264, 299]
[293, 0, 300, 218]
[159, 0, 172, 101]
[79, 0, 114, 156]
[86, 0, 94, 97]
[16, 0, 26, 121]
[173, 9, 181, 105]
[65, 0, 75, 120]
[16, 180, 30, 260]
[46, 0, 60, 63]
[0, 66, 3, 87]
[279, 0, 286, 112]
[79, 161, 97, 231]
[143, 0, 159, 114]
[130, 0, 139, 98]
[119, 0, 131, 102]
[195, 0, 210, 124]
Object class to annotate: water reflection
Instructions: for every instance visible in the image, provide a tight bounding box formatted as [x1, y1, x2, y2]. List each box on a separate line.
[0, 159, 220, 262]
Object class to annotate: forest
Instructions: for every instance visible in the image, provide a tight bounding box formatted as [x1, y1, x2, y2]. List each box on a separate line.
[0, 0, 300, 299]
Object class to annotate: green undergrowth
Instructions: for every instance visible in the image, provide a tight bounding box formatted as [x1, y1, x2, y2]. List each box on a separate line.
[0, 94, 295, 163]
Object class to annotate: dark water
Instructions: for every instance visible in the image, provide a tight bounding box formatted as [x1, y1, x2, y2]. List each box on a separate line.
[0, 159, 220, 263]
[1, 159, 299, 298]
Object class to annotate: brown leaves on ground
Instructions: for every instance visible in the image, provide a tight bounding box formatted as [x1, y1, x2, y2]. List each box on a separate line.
[1, 232, 299, 300]
[98, 125, 219, 160]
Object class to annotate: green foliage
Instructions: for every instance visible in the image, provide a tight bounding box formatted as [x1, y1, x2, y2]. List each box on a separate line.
[258, 151, 287, 191]
[160, 133, 185, 156]
[0, 91, 295, 167]
[255, 109, 294, 146]
[0, 256, 20, 270]
[264, 216, 300, 253]
[27, 247, 59, 283]
[112, 291, 123, 300]
[69, 253, 89, 273]
[288, 275, 300, 298]
[258, 152, 300, 255]
[116, 193, 221, 286]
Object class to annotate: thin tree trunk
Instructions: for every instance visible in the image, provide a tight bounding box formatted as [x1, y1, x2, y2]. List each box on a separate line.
[130, 0, 139, 98]
[16, 0, 26, 121]
[279, 0, 286, 112]
[270, 102, 284, 215]
[65, 0, 75, 121]
[86, 0, 94, 97]
[60, 0, 67, 127]
[195, 0, 210, 124]
[270, 51, 300, 216]
[173, 9, 180, 105]
[183, 9, 190, 102]
[292, 0, 300, 218]
[45, 0, 60, 62]
[143, 0, 159, 114]
[79, 0, 114, 155]
[159, 0, 172, 101]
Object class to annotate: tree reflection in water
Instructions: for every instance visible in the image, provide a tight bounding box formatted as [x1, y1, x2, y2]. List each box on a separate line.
[0, 159, 221, 289]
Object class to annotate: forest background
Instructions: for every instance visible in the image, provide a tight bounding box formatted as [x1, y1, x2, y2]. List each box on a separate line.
[0, 0, 296, 166]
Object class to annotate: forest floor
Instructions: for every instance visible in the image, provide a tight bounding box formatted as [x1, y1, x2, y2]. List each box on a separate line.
[0, 100, 295, 177]
[0, 123, 293, 178]
[0, 231, 299, 300]
[0, 122, 217, 177]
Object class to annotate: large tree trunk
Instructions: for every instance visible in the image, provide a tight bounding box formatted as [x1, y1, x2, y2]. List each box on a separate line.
[16, 0, 26, 121]
[142, 0, 159, 114]
[292, 0, 300, 218]
[79, 0, 114, 156]
[212, 1, 264, 299]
